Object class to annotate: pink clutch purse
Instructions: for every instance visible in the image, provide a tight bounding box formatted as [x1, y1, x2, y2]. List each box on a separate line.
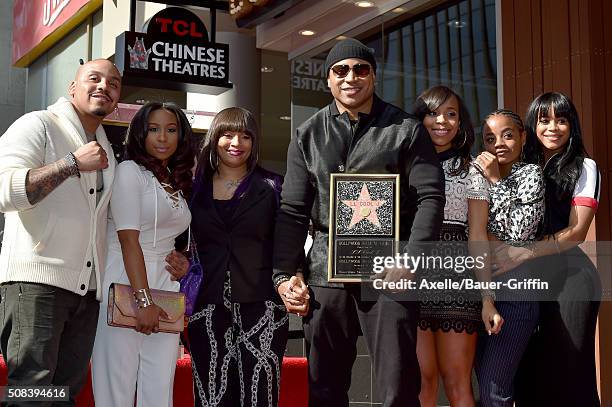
[107, 283, 185, 334]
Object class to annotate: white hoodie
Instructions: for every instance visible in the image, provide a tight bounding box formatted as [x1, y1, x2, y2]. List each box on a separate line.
[0, 97, 116, 300]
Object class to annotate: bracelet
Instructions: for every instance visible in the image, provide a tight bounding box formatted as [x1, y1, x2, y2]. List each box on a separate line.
[481, 288, 496, 301]
[527, 242, 537, 258]
[273, 275, 291, 290]
[133, 288, 153, 309]
[64, 152, 80, 178]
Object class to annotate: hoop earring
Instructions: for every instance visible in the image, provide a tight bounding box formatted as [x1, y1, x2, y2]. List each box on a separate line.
[209, 150, 217, 170]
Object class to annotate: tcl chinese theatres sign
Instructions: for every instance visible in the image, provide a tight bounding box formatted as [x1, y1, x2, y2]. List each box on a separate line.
[12, 0, 101, 67]
[115, 7, 232, 94]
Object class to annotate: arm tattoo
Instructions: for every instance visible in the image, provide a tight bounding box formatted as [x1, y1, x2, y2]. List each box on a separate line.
[26, 157, 77, 205]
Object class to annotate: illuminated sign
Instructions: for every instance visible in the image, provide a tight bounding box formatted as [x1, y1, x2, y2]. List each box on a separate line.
[115, 7, 232, 94]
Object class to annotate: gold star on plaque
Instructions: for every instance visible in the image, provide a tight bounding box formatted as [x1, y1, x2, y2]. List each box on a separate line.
[342, 184, 386, 228]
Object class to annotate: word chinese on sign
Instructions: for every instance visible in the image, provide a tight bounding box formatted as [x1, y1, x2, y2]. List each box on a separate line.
[229, 0, 271, 19]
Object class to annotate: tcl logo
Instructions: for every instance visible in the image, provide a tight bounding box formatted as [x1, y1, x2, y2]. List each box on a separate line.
[43, 0, 70, 27]
[155, 18, 204, 38]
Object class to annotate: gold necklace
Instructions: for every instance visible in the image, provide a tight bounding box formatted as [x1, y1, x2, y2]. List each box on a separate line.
[224, 178, 242, 190]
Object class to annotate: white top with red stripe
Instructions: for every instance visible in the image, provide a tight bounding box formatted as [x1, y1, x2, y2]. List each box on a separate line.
[572, 158, 600, 210]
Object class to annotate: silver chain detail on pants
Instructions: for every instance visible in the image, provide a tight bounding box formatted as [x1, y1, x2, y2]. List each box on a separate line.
[189, 272, 288, 407]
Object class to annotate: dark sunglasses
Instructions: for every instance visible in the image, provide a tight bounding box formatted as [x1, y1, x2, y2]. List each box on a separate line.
[330, 63, 371, 78]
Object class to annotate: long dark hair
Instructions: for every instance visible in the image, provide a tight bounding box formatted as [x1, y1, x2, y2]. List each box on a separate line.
[124, 101, 194, 199]
[413, 85, 474, 175]
[197, 107, 260, 180]
[524, 92, 586, 196]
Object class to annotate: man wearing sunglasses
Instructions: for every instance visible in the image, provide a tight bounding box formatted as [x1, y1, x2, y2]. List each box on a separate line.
[273, 38, 445, 407]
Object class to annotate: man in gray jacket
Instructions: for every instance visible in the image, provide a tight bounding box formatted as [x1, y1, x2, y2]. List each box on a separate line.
[0, 59, 121, 403]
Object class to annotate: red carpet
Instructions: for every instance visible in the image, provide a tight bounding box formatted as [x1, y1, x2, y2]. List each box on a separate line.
[0, 354, 308, 406]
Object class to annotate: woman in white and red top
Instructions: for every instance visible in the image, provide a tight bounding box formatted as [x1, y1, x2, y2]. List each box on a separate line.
[495, 92, 601, 406]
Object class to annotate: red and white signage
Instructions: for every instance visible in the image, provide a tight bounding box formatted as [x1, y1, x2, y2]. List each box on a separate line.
[12, 0, 99, 66]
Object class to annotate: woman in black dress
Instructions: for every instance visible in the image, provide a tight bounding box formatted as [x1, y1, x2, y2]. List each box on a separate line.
[413, 86, 502, 407]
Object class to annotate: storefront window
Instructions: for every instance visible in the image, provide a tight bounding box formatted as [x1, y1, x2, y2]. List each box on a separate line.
[289, 0, 497, 143]
[378, 0, 496, 124]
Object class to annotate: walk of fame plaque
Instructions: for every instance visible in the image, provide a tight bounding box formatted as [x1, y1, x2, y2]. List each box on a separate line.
[328, 174, 400, 283]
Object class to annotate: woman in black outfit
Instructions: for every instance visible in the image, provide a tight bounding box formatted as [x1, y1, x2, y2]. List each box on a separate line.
[496, 92, 601, 406]
[187, 107, 289, 407]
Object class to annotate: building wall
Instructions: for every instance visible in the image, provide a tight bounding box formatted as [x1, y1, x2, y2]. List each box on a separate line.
[501, 0, 611, 402]
[0, 0, 26, 134]
[0, 0, 26, 242]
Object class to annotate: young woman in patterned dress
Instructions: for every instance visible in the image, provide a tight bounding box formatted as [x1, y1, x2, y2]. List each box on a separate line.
[472, 110, 545, 406]
[413, 86, 502, 407]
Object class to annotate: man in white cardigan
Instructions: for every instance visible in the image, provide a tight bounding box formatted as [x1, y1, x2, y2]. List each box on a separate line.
[0, 59, 121, 403]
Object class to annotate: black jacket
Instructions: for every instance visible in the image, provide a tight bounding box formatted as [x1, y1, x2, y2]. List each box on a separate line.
[273, 95, 445, 287]
[191, 167, 282, 305]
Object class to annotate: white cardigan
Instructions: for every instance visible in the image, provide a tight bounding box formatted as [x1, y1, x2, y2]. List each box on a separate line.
[0, 98, 116, 300]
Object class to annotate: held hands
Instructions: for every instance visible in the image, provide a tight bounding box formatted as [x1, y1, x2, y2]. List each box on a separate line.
[474, 152, 501, 184]
[165, 250, 190, 281]
[135, 304, 169, 335]
[73, 141, 108, 172]
[481, 297, 504, 335]
[278, 275, 310, 317]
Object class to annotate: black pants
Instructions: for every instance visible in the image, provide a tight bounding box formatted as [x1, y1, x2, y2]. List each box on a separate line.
[475, 301, 539, 407]
[514, 248, 601, 407]
[303, 285, 420, 407]
[188, 299, 289, 407]
[0, 282, 99, 406]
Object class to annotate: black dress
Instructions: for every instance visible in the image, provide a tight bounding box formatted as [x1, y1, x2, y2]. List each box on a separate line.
[515, 157, 601, 406]
[418, 151, 482, 334]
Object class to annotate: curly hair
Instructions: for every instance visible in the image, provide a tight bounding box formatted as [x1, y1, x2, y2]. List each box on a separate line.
[124, 101, 194, 199]
[196, 107, 260, 179]
[413, 85, 475, 176]
[523, 92, 586, 197]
